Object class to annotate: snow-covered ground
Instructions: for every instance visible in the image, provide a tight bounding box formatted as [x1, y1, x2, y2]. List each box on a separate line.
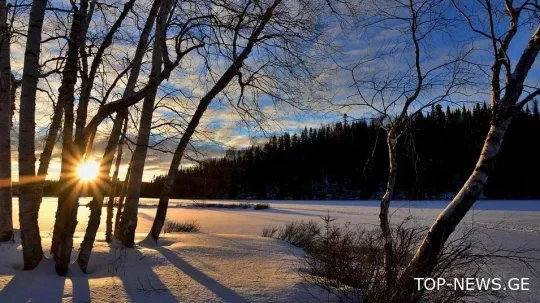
[1, 198, 539, 302]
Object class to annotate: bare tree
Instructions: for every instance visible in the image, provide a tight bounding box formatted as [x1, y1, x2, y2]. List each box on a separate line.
[17, 0, 47, 270]
[51, 0, 95, 276]
[341, 0, 473, 288]
[77, 0, 160, 272]
[115, 0, 223, 247]
[102, 0, 164, 244]
[104, 115, 128, 243]
[0, 0, 12, 242]
[394, 1, 540, 301]
[47, 0, 208, 274]
[117, 0, 176, 247]
[145, 0, 324, 244]
[14, 3, 79, 259]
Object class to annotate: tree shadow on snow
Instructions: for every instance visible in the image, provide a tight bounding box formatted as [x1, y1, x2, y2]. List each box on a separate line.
[0, 237, 176, 302]
[117, 248, 178, 302]
[156, 246, 248, 303]
[0, 259, 67, 302]
[79, 244, 178, 303]
[0, 231, 73, 302]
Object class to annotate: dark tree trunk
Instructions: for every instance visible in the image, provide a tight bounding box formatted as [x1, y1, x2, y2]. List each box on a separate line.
[0, 0, 13, 242]
[17, 0, 47, 270]
[114, 157, 132, 238]
[105, 115, 128, 242]
[146, 0, 282, 243]
[51, 0, 91, 276]
[119, 0, 170, 247]
[76, 0, 154, 271]
[76, 115, 123, 272]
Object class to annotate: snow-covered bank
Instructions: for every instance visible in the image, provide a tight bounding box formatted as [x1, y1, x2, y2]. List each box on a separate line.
[2, 198, 539, 302]
[0, 233, 327, 302]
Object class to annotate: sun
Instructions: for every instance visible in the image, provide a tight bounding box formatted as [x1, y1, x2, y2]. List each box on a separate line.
[77, 160, 100, 182]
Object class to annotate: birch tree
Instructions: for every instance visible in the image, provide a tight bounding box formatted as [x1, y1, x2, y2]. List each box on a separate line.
[50, 0, 95, 275]
[117, 0, 176, 248]
[145, 0, 325, 244]
[118, 0, 216, 247]
[393, 1, 540, 301]
[0, 0, 12, 242]
[104, 116, 128, 242]
[50, 0, 141, 274]
[49, 0, 208, 274]
[33, 2, 89, 240]
[341, 0, 473, 289]
[18, 0, 47, 270]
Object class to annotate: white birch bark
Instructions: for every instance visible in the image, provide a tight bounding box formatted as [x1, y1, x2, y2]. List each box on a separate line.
[17, 0, 47, 270]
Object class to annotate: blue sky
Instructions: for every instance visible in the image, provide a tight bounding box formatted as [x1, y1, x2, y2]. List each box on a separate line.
[7, 0, 540, 181]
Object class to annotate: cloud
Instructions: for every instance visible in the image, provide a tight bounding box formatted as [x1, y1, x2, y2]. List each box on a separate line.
[7, 0, 539, 184]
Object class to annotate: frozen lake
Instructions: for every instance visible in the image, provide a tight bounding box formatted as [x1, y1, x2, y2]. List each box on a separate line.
[5, 198, 540, 302]
[9, 198, 540, 235]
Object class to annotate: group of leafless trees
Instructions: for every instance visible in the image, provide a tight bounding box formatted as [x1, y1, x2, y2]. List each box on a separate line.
[0, 0, 323, 276]
[0, 0, 538, 301]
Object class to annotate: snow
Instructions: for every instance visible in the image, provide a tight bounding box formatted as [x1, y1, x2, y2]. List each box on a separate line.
[1, 198, 539, 302]
[0, 232, 325, 302]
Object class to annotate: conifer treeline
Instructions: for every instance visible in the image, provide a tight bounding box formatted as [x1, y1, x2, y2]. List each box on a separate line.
[143, 102, 540, 200]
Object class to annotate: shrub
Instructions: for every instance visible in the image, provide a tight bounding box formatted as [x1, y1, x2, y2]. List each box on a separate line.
[254, 203, 270, 210]
[261, 226, 279, 238]
[163, 219, 200, 233]
[238, 202, 252, 209]
[261, 220, 320, 249]
[263, 216, 502, 303]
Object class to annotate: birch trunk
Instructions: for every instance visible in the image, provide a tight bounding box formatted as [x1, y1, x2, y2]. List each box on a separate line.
[0, 0, 12, 242]
[105, 116, 127, 242]
[118, 89, 158, 247]
[114, 157, 132, 237]
[147, 0, 282, 243]
[395, 116, 512, 303]
[119, 0, 170, 247]
[76, 112, 124, 272]
[379, 131, 397, 288]
[51, 0, 91, 276]
[17, 0, 47, 269]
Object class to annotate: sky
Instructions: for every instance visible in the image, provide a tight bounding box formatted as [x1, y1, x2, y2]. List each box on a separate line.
[6, 0, 540, 182]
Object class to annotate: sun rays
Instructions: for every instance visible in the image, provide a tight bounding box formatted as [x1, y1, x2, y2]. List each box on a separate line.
[53, 155, 110, 200]
[77, 161, 100, 182]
